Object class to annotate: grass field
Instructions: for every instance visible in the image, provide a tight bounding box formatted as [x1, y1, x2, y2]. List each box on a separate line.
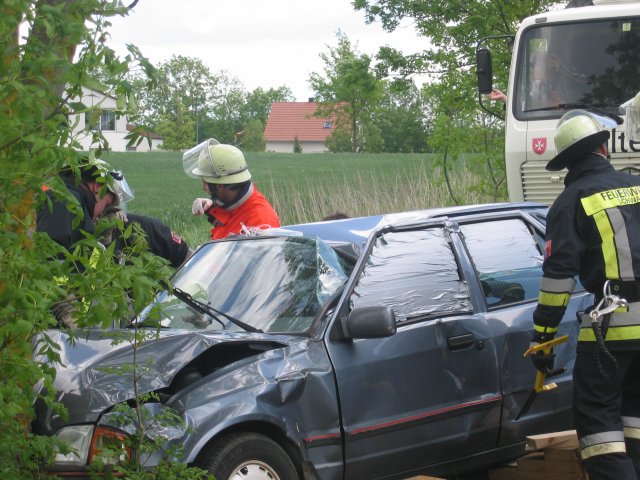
[102, 151, 505, 247]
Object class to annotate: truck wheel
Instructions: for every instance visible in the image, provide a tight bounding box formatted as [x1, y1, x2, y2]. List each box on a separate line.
[196, 431, 299, 480]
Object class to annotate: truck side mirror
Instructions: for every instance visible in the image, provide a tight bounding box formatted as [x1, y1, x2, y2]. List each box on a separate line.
[476, 48, 493, 95]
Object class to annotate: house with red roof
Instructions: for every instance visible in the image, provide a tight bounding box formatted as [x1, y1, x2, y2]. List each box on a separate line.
[263, 101, 337, 153]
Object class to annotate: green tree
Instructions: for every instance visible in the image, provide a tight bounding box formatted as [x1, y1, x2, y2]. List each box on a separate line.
[203, 71, 246, 144]
[370, 80, 431, 153]
[238, 117, 266, 152]
[243, 86, 294, 126]
[293, 136, 303, 153]
[325, 125, 353, 153]
[133, 55, 216, 143]
[352, 0, 556, 200]
[157, 103, 196, 150]
[0, 2, 205, 478]
[309, 33, 384, 152]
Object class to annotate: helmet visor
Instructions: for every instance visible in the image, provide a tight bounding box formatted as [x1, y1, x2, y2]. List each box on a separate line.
[113, 174, 135, 204]
[182, 138, 219, 179]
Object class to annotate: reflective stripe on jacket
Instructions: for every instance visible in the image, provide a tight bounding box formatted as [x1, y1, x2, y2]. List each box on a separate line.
[533, 153, 640, 344]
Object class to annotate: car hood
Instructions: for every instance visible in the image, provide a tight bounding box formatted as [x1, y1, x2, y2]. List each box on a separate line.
[35, 329, 296, 433]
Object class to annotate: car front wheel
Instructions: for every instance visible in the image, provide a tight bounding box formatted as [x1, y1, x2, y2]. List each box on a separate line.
[196, 431, 299, 480]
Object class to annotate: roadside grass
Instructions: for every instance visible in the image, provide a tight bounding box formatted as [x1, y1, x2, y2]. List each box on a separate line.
[102, 151, 505, 247]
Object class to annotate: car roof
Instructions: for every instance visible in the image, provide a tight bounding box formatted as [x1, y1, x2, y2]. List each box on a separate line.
[285, 202, 546, 247]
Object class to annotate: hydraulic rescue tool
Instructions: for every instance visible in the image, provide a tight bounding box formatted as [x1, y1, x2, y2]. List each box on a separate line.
[517, 281, 630, 420]
[516, 335, 569, 420]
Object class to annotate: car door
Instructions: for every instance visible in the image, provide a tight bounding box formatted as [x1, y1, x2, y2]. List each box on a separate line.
[458, 214, 592, 446]
[325, 221, 502, 479]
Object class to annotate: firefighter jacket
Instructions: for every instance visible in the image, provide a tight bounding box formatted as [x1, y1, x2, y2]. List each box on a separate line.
[115, 213, 191, 268]
[533, 152, 640, 349]
[204, 183, 280, 240]
[37, 175, 97, 251]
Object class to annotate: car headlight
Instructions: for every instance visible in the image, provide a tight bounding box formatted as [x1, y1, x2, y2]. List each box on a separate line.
[54, 425, 93, 465]
[88, 426, 131, 465]
[54, 425, 131, 467]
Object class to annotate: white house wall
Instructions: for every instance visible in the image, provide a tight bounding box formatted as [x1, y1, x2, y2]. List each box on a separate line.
[68, 87, 161, 152]
[266, 141, 328, 153]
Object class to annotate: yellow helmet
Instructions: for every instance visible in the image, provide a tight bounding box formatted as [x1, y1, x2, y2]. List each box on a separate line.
[183, 139, 251, 184]
[546, 110, 610, 171]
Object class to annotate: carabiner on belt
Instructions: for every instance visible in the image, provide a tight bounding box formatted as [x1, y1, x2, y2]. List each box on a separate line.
[589, 280, 628, 325]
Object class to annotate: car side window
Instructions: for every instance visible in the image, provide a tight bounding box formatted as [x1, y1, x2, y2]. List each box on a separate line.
[460, 219, 544, 308]
[350, 228, 472, 322]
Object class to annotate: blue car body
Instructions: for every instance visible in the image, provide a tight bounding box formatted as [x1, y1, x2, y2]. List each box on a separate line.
[37, 202, 592, 479]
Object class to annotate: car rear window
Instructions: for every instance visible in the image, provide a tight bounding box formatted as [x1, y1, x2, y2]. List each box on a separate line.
[460, 219, 544, 308]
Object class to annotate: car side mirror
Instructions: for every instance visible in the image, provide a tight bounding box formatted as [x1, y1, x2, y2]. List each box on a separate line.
[476, 48, 493, 95]
[344, 306, 397, 339]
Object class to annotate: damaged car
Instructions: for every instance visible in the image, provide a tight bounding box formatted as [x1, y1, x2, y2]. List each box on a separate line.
[34, 203, 592, 480]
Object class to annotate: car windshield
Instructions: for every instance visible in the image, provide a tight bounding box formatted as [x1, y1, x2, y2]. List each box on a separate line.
[139, 236, 352, 334]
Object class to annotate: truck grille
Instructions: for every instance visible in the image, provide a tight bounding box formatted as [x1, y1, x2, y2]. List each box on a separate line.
[521, 158, 640, 206]
[521, 161, 565, 205]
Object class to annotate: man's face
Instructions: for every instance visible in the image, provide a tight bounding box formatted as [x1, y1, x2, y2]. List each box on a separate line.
[202, 179, 234, 204]
[92, 190, 115, 221]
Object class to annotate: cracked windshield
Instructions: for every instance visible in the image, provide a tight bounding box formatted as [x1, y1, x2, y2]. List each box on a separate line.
[145, 236, 352, 333]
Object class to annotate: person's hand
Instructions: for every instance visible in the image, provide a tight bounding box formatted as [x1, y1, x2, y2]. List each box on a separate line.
[52, 294, 78, 328]
[102, 205, 128, 223]
[487, 88, 507, 104]
[529, 331, 556, 374]
[192, 198, 213, 216]
[96, 206, 128, 246]
[531, 351, 556, 374]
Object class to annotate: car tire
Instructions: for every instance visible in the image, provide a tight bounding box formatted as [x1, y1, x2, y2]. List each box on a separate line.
[196, 431, 299, 480]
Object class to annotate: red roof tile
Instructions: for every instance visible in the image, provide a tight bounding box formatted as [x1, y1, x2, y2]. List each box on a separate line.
[264, 102, 337, 141]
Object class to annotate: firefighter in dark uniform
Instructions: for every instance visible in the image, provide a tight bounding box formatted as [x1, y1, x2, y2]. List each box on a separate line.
[105, 211, 193, 269]
[531, 110, 640, 479]
[39, 158, 192, 268]
[37, 158, 119, 254]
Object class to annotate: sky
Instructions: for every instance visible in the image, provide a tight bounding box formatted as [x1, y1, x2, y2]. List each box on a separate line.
[107, 0, 426, 102]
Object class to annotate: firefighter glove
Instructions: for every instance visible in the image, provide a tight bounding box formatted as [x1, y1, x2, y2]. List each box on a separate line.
[531, 351, 556, 375]
[192, 198, 213, 216]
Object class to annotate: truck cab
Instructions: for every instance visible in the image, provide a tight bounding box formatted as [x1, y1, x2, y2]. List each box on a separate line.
[478, 1, 640, 204]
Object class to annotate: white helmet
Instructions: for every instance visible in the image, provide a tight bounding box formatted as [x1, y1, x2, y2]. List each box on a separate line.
[546, 110, 610, 171]
[182, 139, 251, 184]
[75, 157, 135, 203]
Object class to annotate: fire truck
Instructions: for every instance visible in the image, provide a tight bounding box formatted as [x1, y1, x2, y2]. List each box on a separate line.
[477, 0, 640, 205]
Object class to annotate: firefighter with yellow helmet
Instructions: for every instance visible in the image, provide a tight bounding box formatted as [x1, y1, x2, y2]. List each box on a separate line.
[183, 139, 280, 239]
[531, 110, 640, 479]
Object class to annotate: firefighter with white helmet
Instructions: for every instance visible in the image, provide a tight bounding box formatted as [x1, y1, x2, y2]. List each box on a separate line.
[37, 156, 125, 251]
[531, 110, 640, 479]
[183, 139, 280, 240]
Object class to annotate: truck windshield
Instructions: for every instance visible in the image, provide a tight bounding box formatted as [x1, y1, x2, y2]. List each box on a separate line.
[514, 16, 640, 120]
